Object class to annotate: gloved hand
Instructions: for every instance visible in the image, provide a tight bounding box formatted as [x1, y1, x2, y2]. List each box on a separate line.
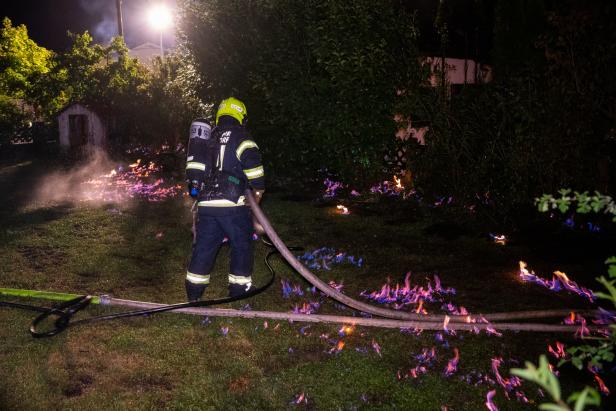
[252, 218, 265, 236]
[253, 190, 264, 204]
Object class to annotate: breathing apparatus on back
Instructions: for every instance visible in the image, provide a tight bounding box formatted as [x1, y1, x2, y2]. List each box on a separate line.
[186, 97, 249, 202]
[186, 118, 213, 197]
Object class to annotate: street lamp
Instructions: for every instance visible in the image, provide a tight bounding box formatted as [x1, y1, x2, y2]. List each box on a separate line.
[148, 4, 172, 56]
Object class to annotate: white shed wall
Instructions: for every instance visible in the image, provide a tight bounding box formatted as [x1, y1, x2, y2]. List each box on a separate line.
[57, 104, 107, 148]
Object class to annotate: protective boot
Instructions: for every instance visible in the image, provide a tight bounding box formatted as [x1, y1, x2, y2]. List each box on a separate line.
[228, 282, 255, 298]
[185, 280, 207, 302]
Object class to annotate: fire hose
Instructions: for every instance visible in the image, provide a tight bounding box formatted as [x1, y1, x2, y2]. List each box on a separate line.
[0, 190, 607, 337]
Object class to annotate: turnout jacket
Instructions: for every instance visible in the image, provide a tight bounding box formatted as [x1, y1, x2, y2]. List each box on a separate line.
[186, 116, 265, 213]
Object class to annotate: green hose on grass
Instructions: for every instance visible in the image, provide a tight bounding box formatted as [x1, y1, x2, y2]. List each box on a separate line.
[0, 288, 101, 304]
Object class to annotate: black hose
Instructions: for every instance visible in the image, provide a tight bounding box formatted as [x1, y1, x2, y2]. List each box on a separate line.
[0, 238, 299, 338]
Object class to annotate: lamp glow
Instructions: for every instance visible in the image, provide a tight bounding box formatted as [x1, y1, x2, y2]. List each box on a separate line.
[148, 4, 172, 30]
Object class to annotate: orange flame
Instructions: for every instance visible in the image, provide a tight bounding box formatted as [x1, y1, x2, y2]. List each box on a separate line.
[492, 234, 507, 245]
[594, 374, 610, 395]
[554, 270, 572, 285]
[519, 261, 530, 276]
[336, 205, 350, 215]
[394, 175, 403, 190]
[339, 325, 354, 336]
[444, 347, 460, 376]
[415, 300, 427, 315]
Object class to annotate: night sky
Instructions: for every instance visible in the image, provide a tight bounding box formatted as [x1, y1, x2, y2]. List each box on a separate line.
[0, 0, 177, 52]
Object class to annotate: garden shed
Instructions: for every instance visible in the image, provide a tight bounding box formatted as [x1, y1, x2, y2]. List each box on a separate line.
[57, 103, 107, 148]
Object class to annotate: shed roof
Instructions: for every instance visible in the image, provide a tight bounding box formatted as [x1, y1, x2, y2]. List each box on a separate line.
[57, 102, 110, 117]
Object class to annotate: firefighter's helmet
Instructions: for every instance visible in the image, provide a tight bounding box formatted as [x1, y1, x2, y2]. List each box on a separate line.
[216, 97, 247, 125]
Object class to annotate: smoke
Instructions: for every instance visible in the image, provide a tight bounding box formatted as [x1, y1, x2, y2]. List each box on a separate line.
[78, 0, 119, 43]
[77, 0, 177, 48]
[34, 148, 128, 206]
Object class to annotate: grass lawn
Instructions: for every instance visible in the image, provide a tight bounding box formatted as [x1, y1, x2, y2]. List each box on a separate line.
[0, 157, 612, 410]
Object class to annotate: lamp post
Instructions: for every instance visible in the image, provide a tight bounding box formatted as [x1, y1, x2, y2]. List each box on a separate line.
[116, 0, 124, 37]
[148, 4, 172, 57]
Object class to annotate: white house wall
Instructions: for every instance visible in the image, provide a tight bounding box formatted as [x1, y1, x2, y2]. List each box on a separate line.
[425, 57, 479, 85]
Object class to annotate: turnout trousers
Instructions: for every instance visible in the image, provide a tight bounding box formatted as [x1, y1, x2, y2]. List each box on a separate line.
[185, 206, 254, 301]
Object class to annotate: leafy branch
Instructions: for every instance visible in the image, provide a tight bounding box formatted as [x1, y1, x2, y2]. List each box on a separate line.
[536, 190, 616, 221]
[511, 355, 600, 411]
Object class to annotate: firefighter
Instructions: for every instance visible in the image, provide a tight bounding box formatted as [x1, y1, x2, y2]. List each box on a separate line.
[184, 97, 265, 301]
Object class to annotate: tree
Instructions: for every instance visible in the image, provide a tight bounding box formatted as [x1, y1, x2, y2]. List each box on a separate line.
[178, 0, 424, 186]
[145, 51, 209, 146]
[0, 94, 28, 144]
[0, 17, 52, 99]
[0, 17, 53, 143]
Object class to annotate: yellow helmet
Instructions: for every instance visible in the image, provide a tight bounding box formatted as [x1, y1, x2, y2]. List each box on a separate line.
[216, 97, 247, 125]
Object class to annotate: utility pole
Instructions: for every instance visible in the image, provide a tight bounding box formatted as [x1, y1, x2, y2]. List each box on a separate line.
[116, 0, 124, 37]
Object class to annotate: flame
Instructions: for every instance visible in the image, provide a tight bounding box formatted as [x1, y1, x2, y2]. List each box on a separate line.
[563, 312, 590, 337]
[444, 348, 459, 376]
[415, 300, 427, 314]
[491, 357, 522, 396]
[415, 347, 437, 364]
[548, 342, 566, 359]
[518, 261, 594, 301]
[443, 315, 450, 332]
[485, 326, 503, 337]
[292, 301, 320, 315]
[485, 390, 499, 411]
[360, 273, 454, 308]
[490, 233, 507, 245]
[372, 339, 382, 356]
[594, 374, 610, 395]
[336, 204, 350, 215]
[393, 175, 403, 190]
[565, 311, 576, 324]
[294, 392, 307, 404]
[327, 340, 345, 354]
[339, 325, 354, 336]
[519, 261, 532, 279]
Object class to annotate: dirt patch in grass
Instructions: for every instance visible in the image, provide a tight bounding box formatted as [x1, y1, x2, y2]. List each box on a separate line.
[43, 330, 150, 400]
[228, 375, 251, 393]
[18, 245, 68, 271]
[119, 372, 175, 394]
